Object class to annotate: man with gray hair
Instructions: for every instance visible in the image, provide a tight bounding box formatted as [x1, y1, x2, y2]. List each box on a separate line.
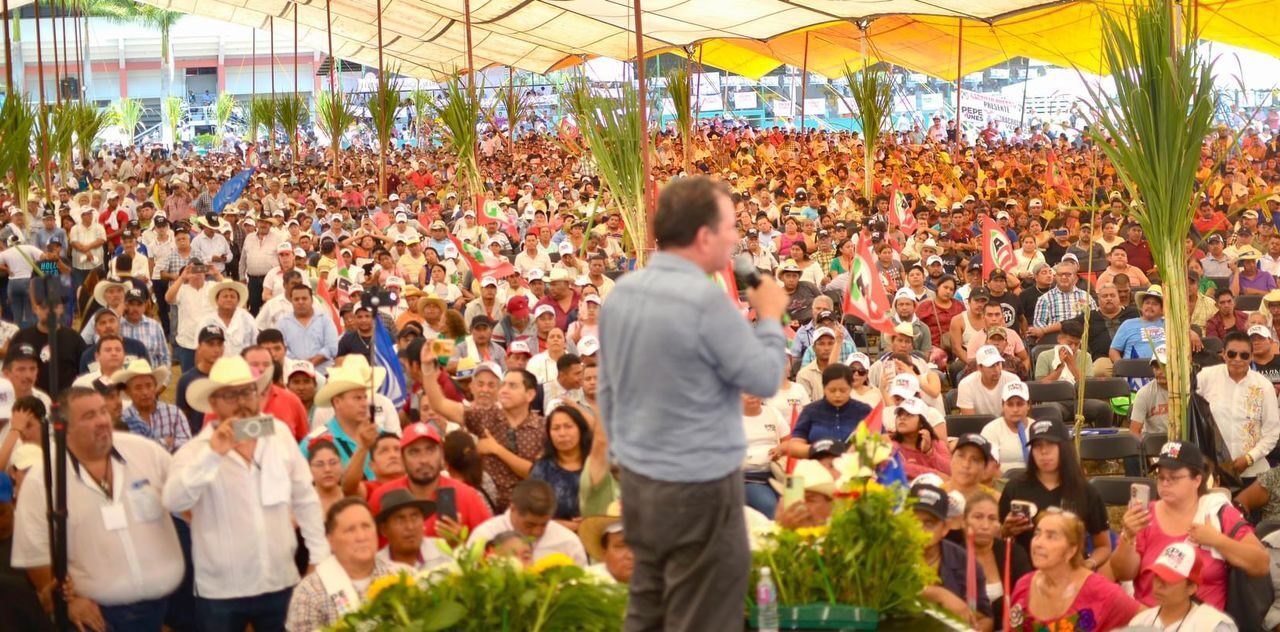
[1028, 262, 1097, 342]
[1066, 282, 1138, 377]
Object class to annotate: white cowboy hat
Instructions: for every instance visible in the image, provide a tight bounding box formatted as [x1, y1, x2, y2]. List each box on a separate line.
[315, 357, 384, 406]
[186, 356, 273, 414]
[109, 358, 171, 389]
[93, 277, 130, 307]
[206, 279, 249, 309]
[331, 354, 386, 392]
[196, 214, 225, 231]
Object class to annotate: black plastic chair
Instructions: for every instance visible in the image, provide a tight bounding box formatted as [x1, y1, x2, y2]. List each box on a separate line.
[1140, 433, 1169, 463]
[945, 414, 995, 437]
[1256, 519, 1280, 540]
[1079, 433, 1139, 461]
[1030, 344, 1056, 370]
[1207, 275, 1232, 292]
[1002, 467, 1027, 482]
[1113, 359, 1154, 379]
[1237, 294, 1264, 312]
[1083, 378, 1131, 401]
[1090, 476, 1156, 507]
[1201, 336, 1223, 356]
[1025, 380, 1077, 404]
[1029, 404, 1063, 424]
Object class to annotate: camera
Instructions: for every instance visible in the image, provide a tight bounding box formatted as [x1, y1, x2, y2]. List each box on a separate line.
[233, 414, 277, 441]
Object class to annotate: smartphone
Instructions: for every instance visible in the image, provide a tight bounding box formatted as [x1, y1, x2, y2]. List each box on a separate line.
[1010, 500, 1037, 522]
[782, 475, 805, 509]
[436, 487, 458, 522]
[232, 414, 276, 442]
[1130, 483, 1151, 509]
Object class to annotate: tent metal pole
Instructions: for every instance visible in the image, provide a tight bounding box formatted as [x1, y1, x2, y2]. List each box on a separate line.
[953, 18, 962, 155]
[633, 0, 652, 249]
[799, 31, 809, 131]
[507, 64, 515, 155]
[252, 27, 255, 99]
[464, 0, 475, 102]
[270, 16, 275, 102]
[49, 0, 59, 105]
[693, 45, 703, 128]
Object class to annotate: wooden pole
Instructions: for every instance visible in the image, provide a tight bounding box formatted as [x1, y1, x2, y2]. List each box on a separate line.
[49, 0, 60, 105]
[252, 27, 256, 98]
[326, 0, 337, 180]
[270, 16, 275, 101]
[464, 0, 478, 206]
[2, 0, 12, 93]
[293, 2, 298, 96]
[693, 46, 703, 128]
[59, 0, 68, 100]
[34, 0, 52, 214]
[73, 0, 81, 101]
[799, 31, 809, 132]
[376, 0, 384, 197]
[507, 64, 515, 155]
[633, 0, 652, 249]
[954, 18, 962, 155]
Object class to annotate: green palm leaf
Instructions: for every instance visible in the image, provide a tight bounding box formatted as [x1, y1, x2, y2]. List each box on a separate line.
[409, 88, 434, 148]
[213, 92, 236, 138]
[249, 96, 277, 149]
[431, 74, 481, 200]
[365, 65, 402, 197]
[72, 101, 113, 161]
[664, 63, 692, 172]
[163, 96, 184, 148]
[111, 97, 143, 146]
[314, 89, 355, 167]
[842, 63, 894, 199]
[0, 96, 36, 207]
[276, 94, 309, 158]
[1080, 0, 1218, 440]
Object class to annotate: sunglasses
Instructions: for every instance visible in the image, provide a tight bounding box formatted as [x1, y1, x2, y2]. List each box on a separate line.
[1226, 350, 1251, 360]
[851, 368, 868, 375]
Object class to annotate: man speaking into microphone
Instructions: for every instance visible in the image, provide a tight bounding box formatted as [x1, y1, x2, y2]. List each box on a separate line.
[599, 176, 788, 631]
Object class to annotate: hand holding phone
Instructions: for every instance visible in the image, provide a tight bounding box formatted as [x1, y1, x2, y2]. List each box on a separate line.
[436, 487, 458, 522]
[781, 474, 805, 509]
[1129, 483, 1151, 510]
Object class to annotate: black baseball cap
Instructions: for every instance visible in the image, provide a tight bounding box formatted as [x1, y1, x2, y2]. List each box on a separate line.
[125, 287, 149, 303]
[1153, 441, 1205, 474]
[1027, 419, 1070, 445]
[198, 324, 226, 344]
[954, 434, 994, 463]
[909, 483, 950, 521]
[810, 439, 847, 459]
[470, 315, 496, 329]
[969, 287, 991, 301]
[5, 343, 38, 364]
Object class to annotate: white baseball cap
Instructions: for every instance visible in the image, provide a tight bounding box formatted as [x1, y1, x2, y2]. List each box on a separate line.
[1149, 542, 1202, 584]
[845, 352, 870, 369]
[558, 242, 575, 256]
[812, 327, 836, 341]
[895, 396, 928, 417]
[583, 294, 602, 305]
[1002, 381, 1030, 402]
[1248, 325, 1272, 340]
[286, 359, 317, 380]
[976, 345, 1004, 367]
[480, 276, 499, 288]
[508, 340, 533, 356]
[533, 304, 557, 319]
[578, 336, 600, 356]
[889, 373, 920, 400]
[926, 255, 944, 266]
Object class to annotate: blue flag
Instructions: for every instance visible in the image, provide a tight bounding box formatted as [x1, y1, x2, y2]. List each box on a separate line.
[212, 169, 255, 214]
[373, 316, 407, 407]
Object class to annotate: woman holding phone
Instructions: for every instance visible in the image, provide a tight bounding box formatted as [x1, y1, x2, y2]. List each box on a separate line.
[998, 419, 1112, 572]
[965, 492, 1030, 630]
[1110, 441, 1268, 610]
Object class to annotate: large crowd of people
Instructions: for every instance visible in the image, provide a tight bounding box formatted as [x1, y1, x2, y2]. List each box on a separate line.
[0, 110, 1279, 631]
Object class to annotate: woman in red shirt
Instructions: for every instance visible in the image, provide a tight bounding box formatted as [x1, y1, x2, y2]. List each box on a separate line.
[915, 275, 964, 367]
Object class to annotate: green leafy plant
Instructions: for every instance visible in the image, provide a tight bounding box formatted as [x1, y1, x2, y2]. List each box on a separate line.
[664, 63, 693, 172]
[842, 63, 894, 199]
[163, 95, 184, 148]
[409, 88, 434, 148]
[331, 542, 627, 631]
[111, 97, 144, 146]
[249, 96, 277, 151]
[213, 92, 236, 138]
[47, 103, 77, 184]
[1080, 0, 1218, 440]
[489, 77, 532, 155]
[314, 89, 356, 176]
[365, 65, 402, 197]
[276, 93, 309, 159]
[193, 133, 217, 148]
[562, 76, 648, 266]
[0, 95, 37, 207]
[432, 74, 482, 205]
[71, 101, 113, 162]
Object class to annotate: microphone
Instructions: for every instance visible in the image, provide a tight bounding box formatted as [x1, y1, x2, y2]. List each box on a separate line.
[733, 254, 762, 289]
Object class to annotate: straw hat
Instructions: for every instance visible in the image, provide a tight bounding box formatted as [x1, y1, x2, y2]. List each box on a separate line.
[579, 501, 623, 563]
[314, 363, 373, 407]
[186, 356, 273, 413]
[333, 354, 387, 392]
[109, 358, 171, 389]
[93, 277, 130, 307]
[206, 279, 249, 309]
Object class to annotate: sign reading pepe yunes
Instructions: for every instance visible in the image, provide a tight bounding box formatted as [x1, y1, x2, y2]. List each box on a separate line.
[958, 93, 1021, 129]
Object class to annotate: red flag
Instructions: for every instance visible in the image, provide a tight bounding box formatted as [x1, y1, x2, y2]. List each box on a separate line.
[981, 215, 1017, 281]
[713, 261, 743, 310]
[888, 185, 917, 236]
[449, 235, 516, 280]
[842, 237, 896, 337]
[863, 400, 885, 434]
[1045, 148, 1070, 197]
[314, 272, 345, 334]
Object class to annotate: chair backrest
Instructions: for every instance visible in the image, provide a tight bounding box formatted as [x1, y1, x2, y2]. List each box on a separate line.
[1002, 467, 1027, 482]
[1237, 294, 1264, 312]
[1256, 519, 1280, 540]
[945, 414, 995, 437]
[1029, 404, 1064, 425]
[1031, 344, 1057, 369]
[1090, 476, 1156, 507]
[1079, 433, 1140, 461]
[1113, 359, 1155, 379]
[1083, 377, 1131, 401]
[1207, 275, 1232, 291]
[1201, 336, 1223, 356]
[1140, 432, 1169, 462]
[943, 389, 959, 414]
[1026, 380, 1076, 403]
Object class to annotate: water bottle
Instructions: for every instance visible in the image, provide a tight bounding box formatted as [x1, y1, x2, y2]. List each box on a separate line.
[756, 566, 780, 632]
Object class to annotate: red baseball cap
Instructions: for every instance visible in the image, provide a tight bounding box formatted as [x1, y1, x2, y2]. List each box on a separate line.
[1147, 542, 1202, 585]
[506, 295, 531, 319]
[399, 423, 442, 449]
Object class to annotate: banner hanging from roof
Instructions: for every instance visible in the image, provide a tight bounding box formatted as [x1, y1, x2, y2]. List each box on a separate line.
[958, 92, 1020, 130]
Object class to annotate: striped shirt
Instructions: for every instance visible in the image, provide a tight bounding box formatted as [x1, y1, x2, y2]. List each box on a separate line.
[122, 402, 191, 453]
[119, 316, 171, 369]
[1031, 287, 1097, 329]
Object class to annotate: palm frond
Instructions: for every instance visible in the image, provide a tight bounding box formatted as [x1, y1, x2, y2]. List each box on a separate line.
[276, 94, 309, 158]
[0, 96, 37, 205]
[163, 96, 184, 147]
[365, 65, 403, 196]
[248, 96, 277, 147]
[432, 73, 481, 196]
[562, 76, 647, 266]
[214, 92, 236, 138]
[409, 89, 434, 147]
[842, 63, 894, 198]
[1080, 0, 1217, 440]
[72, 102, 113, 161]
[664, 64, 693, 171]
[111, 97, 144, 146]
[314, 89, 355, 144]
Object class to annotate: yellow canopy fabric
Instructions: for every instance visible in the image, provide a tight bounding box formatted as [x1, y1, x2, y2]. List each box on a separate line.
[7, 0, 1279, 80]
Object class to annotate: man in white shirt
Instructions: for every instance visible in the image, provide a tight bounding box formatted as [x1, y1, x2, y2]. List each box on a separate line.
[0, 237, 45, 328]
[12, 386, 185, 631]
[1197, 331, 1280, 480]
[956, 346, 1023, 417]
[239, 218, 286, 313]
[514, 232, 551, 276]
[70, 206, 107, 308]
[190, 215, 232, 274]
[467, 479, 588, 566]
[163, 356, 329, 629]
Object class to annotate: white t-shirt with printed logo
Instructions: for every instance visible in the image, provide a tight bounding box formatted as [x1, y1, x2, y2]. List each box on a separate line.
[742, 407, 789, 471]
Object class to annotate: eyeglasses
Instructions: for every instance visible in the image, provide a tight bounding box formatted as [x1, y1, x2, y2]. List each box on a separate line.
[1225, 350, 1251, 360]
[1156, 474, 1192, 485]
[851, 369, 868, 375]
[211, 385, 258, 403]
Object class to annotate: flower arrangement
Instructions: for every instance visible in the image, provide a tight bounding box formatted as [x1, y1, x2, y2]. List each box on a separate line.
[747, 423, 935, 625]
[330, 541, 627, 632]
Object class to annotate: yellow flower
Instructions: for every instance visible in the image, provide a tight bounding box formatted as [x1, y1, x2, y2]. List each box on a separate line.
[528, 553, 576, 574]
[795, 525, 829, 539]
[365, 573, 414, 602]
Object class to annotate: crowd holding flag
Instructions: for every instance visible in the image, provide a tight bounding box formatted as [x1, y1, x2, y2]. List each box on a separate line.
[449, 234, 516, 279]
[981, 215, 1017, 281]
[842, 237, 896, 337]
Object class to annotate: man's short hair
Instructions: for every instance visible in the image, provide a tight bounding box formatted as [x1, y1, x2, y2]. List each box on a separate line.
[324, 497, 371, 535]
[257, 329, 285, 345]
[1059, 320, 1084, 339]
[821, 363, 854, 387]
[289, 284, 313, 297]
[654, 177, 730, 249]
[96, 334, 124, 353]
[510, 368, 538, 392]
[510, 479, 556, 517]
[282, 270, 303, 286]
[58, 386, 102, 418]
[1224, 330, 1251, 350]
[555, 353, 581, 373]
[13, 395, 46, 420]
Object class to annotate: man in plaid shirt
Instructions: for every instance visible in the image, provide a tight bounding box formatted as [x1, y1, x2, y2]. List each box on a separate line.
[119, 287, 172, 370]
[1028, 262, 1098, 340]
[116, 359, 191, 452]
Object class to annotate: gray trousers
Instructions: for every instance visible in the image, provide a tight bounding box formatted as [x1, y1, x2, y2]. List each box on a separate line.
[620, 467, 749, 632]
